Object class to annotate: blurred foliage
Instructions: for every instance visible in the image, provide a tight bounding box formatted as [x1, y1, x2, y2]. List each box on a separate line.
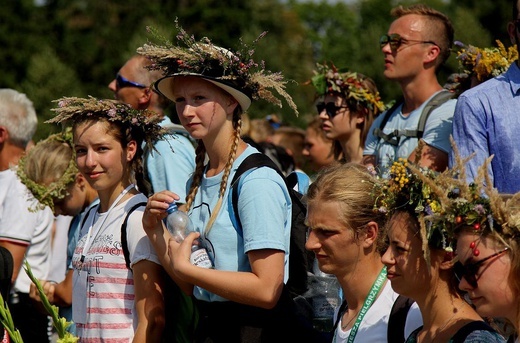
[0, 0, 513, 142]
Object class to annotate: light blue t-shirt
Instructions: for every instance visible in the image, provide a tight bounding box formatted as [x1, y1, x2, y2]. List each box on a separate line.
[364, 91, 455, 177]
[187, 145, 292, 302]
[450, 62, 520, 193]
[145, 117, 196, 201]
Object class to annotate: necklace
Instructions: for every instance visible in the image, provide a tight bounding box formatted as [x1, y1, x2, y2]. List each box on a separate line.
[341, 309, 360, 331]
[418, 305, 462, 343]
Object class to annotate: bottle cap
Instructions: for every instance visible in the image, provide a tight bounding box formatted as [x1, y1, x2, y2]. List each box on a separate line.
[166, 202, 178, 214]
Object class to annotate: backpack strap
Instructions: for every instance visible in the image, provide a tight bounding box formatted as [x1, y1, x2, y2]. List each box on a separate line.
[415, 89, 453, 139]
[333, 300, 348, 331]
[373, 90, 453, 145]
[121, 202, 148, 269]
[387, 295, 414, 342]
[373, 98, 404, 146]
[79, 204, 98, 229]
[451, 321, 496, 343]
[230, 153, 286, 232]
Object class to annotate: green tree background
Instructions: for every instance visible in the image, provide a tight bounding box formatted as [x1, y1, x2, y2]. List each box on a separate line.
[0, 0, 512, 142]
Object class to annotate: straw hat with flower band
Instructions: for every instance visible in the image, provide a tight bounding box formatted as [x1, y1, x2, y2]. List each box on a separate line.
[137, 19, 298, 115]
[16, 129, 78, 212]
[374, 140, 520, 266]
[310, 62, 386, 115]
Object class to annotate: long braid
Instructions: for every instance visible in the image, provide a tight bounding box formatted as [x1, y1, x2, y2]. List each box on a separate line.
[205, 112, 242, 234]
[185, 140, 207, 211]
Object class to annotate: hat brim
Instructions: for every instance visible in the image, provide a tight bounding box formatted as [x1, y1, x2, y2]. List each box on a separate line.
[154, 73, 252, 112]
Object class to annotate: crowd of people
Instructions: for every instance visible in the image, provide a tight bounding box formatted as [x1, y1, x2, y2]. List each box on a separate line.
[0, 1, 519, 342]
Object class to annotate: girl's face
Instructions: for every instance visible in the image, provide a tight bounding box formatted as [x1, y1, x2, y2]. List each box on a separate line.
[171, 76, 238, 141]
[381, 212, 430, 299]
[302, 127, 334, 172]
[74, 121, 136, 194]
[456, 233, 515, 320]
[319, 94, 362, 142]
[305, 200, 362, 276]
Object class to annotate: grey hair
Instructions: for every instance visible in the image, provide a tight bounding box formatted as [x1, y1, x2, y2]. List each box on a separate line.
[0, 89, 37, 148]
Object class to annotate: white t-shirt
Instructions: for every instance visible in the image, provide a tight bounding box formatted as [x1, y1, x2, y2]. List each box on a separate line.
[333, 281, 422, 343]
[71, 194, 160, 341]
[0, 168, 53, 293]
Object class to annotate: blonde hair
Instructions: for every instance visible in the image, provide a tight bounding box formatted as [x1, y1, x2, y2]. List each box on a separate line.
[24, 140, 73, 187]
[306, 163, 387, 253]
[391, 4, 454, 68]
[185, 109, 243, 234]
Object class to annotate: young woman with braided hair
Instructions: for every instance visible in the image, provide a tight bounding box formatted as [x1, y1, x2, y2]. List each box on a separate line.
[140, 24, 300, 342]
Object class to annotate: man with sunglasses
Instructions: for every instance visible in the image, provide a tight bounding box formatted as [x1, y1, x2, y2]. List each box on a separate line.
[450, 0, 520, 194]
[108, 55, 196, 200]
[363, 4, 456, 177]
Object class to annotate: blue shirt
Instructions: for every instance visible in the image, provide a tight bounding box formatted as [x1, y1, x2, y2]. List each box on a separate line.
[187, 145, 291, 302]
[145, 117, 196, 201]
[450, 62, 520, 193]
[364, 91, 455, 177]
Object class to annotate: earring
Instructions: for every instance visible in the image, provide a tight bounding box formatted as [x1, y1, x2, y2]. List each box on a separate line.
[469, 241, 480, 256]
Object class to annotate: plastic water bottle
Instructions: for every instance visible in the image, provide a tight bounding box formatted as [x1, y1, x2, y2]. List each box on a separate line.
[165, 202, 213, 269]
[310, 259, 341, 332]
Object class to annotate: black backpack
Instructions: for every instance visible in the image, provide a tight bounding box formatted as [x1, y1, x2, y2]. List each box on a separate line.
[119, 203, 198, 343]
[373, 90, 454, 146]
[230, 153, 314, 298]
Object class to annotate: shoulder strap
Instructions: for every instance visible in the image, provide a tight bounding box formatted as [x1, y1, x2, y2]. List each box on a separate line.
[231, 153, 286, 231]
[79, 204, 98, 229]
[451, 321, 495, 343]
[333, 300, 348, 331]
[373, 90, 453, 144]
[373, 98, 404, 147]
[387, 295, 414, 342]
[121, 202, 148, 270]
[415, 89, 453, 139]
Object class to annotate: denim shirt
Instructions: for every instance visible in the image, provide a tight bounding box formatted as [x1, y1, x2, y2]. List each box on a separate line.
[450, 61, 520, 193]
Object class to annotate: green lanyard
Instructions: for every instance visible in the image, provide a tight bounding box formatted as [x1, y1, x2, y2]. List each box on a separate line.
[343, 267, 388, 343]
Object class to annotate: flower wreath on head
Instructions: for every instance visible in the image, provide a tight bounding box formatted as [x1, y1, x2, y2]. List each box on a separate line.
[46, 96, 166, 153]
[455, 40, 518, 82]
[136, 19, 298, 115]
[16, 129, 78, 212]
[374, 140, 520, 265]
[310, 62, 386, 114]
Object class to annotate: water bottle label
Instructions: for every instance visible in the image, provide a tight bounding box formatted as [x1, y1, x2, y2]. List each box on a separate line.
[190, 248, 213, 269]
[313, 295, 338, 318]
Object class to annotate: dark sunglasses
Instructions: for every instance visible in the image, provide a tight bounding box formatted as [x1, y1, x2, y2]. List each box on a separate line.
[379, 33, 438, 52]
[316, 102, 349, 119]
[454, 248, 509, 288]
[116, 73, 147, 90]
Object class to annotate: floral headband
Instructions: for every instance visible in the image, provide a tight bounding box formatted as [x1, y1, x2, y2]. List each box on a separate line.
[136, 19, 298, 115]
[46, 96, 165, 152]
[455, 40, 518, 82]
[374, 141, 520, 263]
[16, 129, 78, 212]
[310, 63, 386, 114]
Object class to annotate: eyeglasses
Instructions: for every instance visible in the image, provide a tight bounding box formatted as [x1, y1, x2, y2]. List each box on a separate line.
[115, 73, 147, 90]
[380, 33, 438, 52]
[454, 248, 509, 288]
[316, 102, 349, 119]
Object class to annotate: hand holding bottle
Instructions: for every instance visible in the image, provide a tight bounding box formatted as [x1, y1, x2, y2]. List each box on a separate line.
[166, 202, 213, 269]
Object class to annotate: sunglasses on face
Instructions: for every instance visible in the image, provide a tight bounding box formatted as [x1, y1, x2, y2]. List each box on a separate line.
[316, 102, 349, 119]
[454, 248, 509, 289]
[115, 73, 147, 90]
[379, 33, 438, 52]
